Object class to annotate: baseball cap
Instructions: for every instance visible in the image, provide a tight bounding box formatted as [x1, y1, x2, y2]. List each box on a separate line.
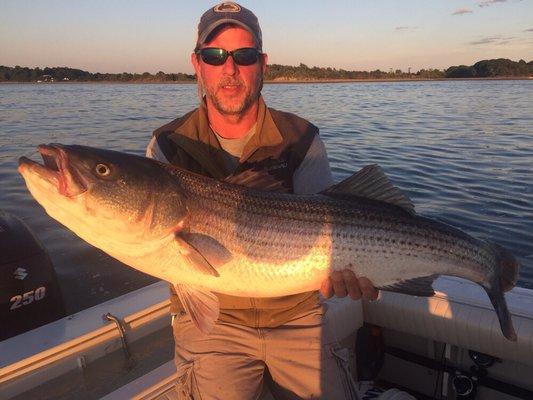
[196, 2, 262, 51]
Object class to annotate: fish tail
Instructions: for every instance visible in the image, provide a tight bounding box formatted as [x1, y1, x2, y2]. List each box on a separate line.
[482, 241, 520, 341]
[483, 283, 516, 341]
[490, 242, 519, 292]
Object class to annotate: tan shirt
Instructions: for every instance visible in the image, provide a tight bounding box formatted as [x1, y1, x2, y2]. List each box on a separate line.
[213, 123, 257, 157]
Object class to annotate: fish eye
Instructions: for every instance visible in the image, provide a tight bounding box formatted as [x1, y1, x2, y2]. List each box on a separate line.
[95, 163, 111, 176]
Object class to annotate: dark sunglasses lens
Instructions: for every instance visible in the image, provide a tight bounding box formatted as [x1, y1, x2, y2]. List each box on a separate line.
[233, 49, 259, 65]
[200, 48, 227, 65]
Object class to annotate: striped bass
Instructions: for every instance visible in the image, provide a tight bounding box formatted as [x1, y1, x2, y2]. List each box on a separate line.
[18, 144, 519, 340]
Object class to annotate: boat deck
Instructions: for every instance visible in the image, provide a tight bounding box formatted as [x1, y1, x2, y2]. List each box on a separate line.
[10, 327, 174, 400]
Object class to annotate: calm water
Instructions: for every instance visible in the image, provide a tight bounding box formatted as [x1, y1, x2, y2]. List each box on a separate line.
[0, 81, 532, 314]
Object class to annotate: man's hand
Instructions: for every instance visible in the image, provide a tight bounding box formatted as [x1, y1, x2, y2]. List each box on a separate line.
[320, 270, 379, 301]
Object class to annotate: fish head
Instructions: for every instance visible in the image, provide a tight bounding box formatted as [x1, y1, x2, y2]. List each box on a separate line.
[18, 144, 188, 245]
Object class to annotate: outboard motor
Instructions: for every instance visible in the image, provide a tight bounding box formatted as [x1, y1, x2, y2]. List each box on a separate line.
[0, 209, 66, 341]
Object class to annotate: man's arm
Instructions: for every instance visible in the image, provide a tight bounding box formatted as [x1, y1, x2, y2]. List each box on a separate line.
[146, 135, 170, 163]
[292, 135, 334, 194]
[293, 135, 378, 301]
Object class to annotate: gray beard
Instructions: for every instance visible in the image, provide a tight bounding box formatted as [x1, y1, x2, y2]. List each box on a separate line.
[206, 76, 264, 116]
[209, 90, 254, 115]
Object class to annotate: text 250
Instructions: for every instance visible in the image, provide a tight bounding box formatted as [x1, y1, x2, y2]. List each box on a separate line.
[10, 287, 47, 310]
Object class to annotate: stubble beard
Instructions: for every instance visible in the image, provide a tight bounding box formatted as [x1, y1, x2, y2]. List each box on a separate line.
[203, 74, 263, 116]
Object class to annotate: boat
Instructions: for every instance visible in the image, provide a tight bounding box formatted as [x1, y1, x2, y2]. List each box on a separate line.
[1, 215, 533, 399]
[2, 280, 533, 398]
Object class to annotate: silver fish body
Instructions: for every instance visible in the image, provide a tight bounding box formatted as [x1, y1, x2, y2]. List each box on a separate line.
[177, 169, 496, 294]
[18, 144, 519, 339]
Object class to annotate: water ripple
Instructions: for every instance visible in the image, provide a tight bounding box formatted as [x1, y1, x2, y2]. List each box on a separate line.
[1, 81, 532, 315]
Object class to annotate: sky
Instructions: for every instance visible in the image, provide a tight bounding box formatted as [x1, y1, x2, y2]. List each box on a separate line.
[1, 0, 532, 74]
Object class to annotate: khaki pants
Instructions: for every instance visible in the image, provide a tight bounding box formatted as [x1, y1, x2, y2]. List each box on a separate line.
[170, 303, 358, 400]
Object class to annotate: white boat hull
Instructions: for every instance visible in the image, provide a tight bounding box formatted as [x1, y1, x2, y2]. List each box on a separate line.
[1, 277, 532, 399]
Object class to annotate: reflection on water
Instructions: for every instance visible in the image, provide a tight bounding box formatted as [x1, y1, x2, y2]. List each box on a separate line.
[0, 81, 532, 314]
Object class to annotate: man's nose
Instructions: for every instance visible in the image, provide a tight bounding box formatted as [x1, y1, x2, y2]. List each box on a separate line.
[222, 55, 237, 75]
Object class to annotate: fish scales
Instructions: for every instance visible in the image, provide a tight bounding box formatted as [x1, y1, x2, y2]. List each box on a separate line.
[17, 144, 520, 339]
[170, 168, 491, 293]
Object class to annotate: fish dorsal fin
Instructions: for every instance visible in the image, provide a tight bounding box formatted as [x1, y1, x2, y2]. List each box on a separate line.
[323, 164, 415, 215]
[174, 284, 220, 334]
[224, 169, 286, 192]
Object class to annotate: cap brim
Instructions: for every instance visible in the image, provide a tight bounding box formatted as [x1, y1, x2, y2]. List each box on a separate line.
[197, 19, 261, 50]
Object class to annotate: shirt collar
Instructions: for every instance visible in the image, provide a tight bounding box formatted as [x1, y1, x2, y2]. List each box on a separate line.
[240, 95, 283, 161]
[175, 95, 283, 163]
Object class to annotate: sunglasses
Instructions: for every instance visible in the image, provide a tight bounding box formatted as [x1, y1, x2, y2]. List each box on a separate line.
[195, 47, 262, 66]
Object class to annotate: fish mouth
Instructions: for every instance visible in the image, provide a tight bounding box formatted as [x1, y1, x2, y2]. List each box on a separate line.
[18, 144, 88, 197]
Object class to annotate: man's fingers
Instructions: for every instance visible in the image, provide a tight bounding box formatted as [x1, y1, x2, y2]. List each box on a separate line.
[323, 270, 378, 300]
[330, 270, 347, 297]
[320, 277, 334, 298]
[343, 270, 362, 300]
[358, 276, 379, 301]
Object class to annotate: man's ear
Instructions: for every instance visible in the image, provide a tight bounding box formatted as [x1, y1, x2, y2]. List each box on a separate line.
[261, 53, 268, 75]
[191, 52, 200, 74]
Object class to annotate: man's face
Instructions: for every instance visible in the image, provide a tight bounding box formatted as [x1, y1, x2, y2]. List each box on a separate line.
[192, 25, 268, 116]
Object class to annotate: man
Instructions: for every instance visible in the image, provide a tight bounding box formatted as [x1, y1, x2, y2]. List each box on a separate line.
[147, 2, 377, 399]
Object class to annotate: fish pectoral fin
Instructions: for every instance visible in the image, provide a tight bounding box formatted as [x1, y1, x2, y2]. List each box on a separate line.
[174, 284, 220, 335]
[175, 235, 220, 277]
[322, 164, 415, 215]
[379, 275, 437, 297]
[181, 233, 232, 266]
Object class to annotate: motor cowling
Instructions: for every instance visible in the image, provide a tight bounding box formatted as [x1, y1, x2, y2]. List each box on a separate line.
[0, 210, 66, 341]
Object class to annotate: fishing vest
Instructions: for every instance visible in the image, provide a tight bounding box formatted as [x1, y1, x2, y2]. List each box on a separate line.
[152, 96, 320, 328]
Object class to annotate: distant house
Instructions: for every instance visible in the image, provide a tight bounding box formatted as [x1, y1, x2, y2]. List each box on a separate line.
[42, 74, 54, 82]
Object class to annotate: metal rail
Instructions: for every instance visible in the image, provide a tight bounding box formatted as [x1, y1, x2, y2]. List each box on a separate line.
[103, 312, 133, 363]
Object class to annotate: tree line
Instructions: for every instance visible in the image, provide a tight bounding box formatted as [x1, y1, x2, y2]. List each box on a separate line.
[265, 64, 445, 80]
[0, 66, 195, 83]
[444, 58, 532, 78]
[1, 58, 531, 83]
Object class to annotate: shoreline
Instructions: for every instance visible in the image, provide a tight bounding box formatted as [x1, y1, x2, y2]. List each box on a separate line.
[267, 76, 532, 84]
[0, 77, 531, 85]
